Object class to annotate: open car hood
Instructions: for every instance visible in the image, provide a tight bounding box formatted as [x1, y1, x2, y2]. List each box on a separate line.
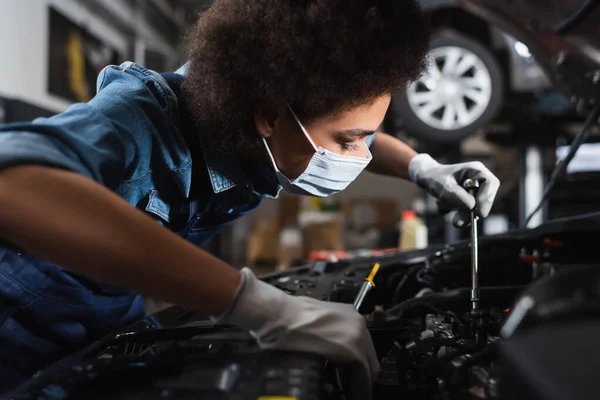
[456, 0, 600, 103]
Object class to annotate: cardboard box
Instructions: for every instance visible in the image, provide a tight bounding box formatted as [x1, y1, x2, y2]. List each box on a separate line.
[246, 217, 280, 266]
[276, 226, 304, 271]
[304, 219, 344, 252]
[344, 198, 399, 230]
[278, 193, 301, 228]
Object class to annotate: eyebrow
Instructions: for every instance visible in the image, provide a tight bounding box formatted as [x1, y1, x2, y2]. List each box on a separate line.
[332, 129, 377, 138]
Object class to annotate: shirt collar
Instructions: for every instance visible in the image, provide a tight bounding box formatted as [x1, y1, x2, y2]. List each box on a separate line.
[175, 62, 190, 76]
[175, 63, 281, 198]
[196, 127, 243, 194]
[199, 134, 282, 197]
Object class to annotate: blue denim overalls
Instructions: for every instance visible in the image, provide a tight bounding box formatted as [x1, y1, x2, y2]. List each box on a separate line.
[0, 63, 279, 393]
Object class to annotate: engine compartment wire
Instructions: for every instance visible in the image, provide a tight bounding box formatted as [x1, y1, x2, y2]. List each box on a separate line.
[385, 286, 525, 317]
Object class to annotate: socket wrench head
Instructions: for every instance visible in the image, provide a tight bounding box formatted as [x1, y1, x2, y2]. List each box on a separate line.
[462, 178, 480, 191]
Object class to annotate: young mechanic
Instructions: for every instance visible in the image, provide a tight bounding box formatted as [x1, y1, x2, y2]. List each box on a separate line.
[0, 0, 500, 394]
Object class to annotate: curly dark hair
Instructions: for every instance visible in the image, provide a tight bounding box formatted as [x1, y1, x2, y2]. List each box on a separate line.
[182, 0, 430, 156]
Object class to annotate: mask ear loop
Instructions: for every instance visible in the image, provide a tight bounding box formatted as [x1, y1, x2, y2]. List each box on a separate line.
[263, 105, 319, 173]
[262, 137, 281, 173]
[288, 106, 319, 151]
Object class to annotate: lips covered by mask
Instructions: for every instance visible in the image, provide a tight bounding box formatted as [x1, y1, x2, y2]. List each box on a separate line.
[262, 107, 372, 197]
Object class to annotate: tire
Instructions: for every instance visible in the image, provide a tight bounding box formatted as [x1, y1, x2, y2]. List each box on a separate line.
[391, 30, 504, 144]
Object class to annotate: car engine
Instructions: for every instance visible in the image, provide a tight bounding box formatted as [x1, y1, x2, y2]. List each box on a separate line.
[7, 212, 600, 400]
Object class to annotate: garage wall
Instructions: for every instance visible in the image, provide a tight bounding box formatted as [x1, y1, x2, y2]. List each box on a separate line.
[0, 0, 174, 113]
[0, 0, 117, 112]
[228, 171, 419, 265]
[341, 170, 418, 206]
[252, 171, 418, 218]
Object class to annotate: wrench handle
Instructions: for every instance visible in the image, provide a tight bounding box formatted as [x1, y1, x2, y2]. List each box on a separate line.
[463, 179, 480, 310]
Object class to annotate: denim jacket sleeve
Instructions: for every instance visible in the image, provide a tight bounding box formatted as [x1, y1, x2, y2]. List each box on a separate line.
[0, 62, 183, 191]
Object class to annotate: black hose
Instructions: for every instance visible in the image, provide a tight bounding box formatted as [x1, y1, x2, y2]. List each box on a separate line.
[430, 343, 498, 372]
[554, 0, 600, 35]
[391, 271, 411, 304]
[385, 286, 525, 317]
[391, 265, 424, 304]
[421, 337, 475, 352]
[388, 270, 408, 287]
[523, 106, 600, 227]
[421, 303, 446, 315]
[456, 343, 498, 370]
[431, 346, 474, 368]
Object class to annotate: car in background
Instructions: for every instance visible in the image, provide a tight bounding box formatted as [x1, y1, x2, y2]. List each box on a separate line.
[389, 0, 554, 144]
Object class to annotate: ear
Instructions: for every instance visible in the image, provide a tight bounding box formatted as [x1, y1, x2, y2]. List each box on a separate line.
[254, 105, 279, 139]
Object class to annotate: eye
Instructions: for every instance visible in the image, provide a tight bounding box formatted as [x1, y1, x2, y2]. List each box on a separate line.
[340, 142, 361, 152]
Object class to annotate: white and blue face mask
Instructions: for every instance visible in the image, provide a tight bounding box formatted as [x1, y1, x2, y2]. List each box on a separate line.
[262, 107, 372, 197]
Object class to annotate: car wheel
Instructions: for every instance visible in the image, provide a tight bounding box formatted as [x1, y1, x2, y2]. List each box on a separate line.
[392, 31, 504, 143]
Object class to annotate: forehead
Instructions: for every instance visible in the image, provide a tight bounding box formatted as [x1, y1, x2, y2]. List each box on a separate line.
[312, 95, 391, 130]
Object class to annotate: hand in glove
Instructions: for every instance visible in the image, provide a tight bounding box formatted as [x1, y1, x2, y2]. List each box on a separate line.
[408, 154, 500, 226]
[218, 268, 380, 400]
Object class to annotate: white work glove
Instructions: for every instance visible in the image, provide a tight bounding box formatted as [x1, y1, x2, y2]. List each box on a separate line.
[408, 153, 500, 227]
[217, 268, 380, 400]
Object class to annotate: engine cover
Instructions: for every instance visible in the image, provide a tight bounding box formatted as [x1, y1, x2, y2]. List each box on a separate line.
[9, 321, 324, 400]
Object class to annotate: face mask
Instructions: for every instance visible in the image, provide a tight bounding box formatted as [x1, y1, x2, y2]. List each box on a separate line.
[262, 107, 372, 197]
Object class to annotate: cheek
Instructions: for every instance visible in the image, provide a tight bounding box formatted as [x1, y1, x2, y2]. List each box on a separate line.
[270, 130, 315, 179]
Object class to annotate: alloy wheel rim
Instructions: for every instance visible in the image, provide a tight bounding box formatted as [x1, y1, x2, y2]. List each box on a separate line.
[406, 45, 493, 131]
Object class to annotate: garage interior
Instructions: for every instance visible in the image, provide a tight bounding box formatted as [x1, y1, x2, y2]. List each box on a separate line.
[0, 0, 599, 399]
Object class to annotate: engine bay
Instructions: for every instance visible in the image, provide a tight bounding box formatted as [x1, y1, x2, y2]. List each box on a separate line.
[8, 212, 600, 400]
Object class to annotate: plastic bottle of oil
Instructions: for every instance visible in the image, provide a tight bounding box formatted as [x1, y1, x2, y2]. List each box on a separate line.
[399, 210, 428, 250]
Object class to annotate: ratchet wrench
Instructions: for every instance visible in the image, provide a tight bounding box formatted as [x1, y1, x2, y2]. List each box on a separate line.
[463, 179, 480, 311]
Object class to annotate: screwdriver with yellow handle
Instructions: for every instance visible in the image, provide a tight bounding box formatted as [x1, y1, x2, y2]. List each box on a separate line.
[320, 262, 380, 390]
[353, 263, 380, 311]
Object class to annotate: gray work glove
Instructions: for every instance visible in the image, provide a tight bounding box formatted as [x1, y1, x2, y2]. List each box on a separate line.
[217, 268, 380, 400]
[408, 153, 500, 227]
